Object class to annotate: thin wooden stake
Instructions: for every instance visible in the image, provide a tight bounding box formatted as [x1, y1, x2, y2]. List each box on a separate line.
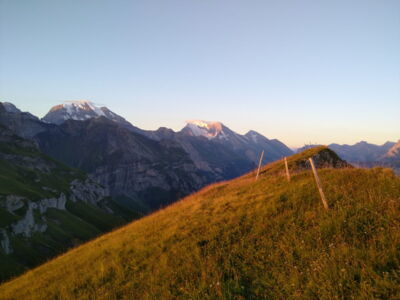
[309, 157, 329, 210]
[255, 150, 264, 180]
[284, 157, 291, 182]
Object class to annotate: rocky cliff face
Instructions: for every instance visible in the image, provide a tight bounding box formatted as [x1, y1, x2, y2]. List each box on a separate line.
[384, 141, 400, 158]
[0, 125, 131, 282]
[1, 178, 107, 252]
[381, 141, 400, 174]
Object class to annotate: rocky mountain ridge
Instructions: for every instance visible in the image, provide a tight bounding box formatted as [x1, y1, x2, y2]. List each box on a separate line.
[146, 120, 293, 177]
[329, 141, 395, 164]
[297, 141, 399, 173]
[0, 102, 51, 139]
[43, 102, 294, 166]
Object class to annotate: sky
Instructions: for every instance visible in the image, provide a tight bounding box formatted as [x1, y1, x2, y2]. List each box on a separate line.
[0, 0, 399, 148]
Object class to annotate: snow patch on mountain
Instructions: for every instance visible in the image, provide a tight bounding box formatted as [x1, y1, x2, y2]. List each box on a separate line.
[185, 120, 228, 140]
[43, 100, 147, 137]
[62, 100, 105, 119]
[43, 100, 106, 123]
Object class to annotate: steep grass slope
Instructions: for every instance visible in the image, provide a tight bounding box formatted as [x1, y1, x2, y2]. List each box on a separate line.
[1, 147, 399, 299]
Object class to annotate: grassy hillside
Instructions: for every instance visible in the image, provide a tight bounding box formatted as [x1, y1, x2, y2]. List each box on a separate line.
[1, 147, 399, 299]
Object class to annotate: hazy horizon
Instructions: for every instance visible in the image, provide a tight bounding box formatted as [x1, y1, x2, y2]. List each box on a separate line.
[1, 0, 399, 147]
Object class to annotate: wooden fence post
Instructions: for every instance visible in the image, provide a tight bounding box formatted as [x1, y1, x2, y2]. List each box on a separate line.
[309, 157, 329, 210]
[284, 157, 291, 182]
[255, 150, 264, 181]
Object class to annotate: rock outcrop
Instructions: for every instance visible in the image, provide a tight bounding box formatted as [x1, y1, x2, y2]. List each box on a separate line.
[0, 230, 11, 255]
[2, 178, 108, 253]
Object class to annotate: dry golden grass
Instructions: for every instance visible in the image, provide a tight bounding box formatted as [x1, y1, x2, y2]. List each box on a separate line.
[1, 147, 399, 299]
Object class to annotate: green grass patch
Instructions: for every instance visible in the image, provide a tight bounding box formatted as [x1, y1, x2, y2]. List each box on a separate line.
[45, 208, 101, 241]
[66, 200, 124, 232]
[0, 209, 19, 227]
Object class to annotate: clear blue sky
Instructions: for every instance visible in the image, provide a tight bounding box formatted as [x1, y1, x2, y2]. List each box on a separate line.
[0, 0, 399, 147]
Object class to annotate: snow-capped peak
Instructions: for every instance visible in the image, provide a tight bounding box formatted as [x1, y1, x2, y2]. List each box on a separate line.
[184, 120, 227, 140]
[43, 100, 113, 125]
[43, 100, 140, 131]
[61, 100, 105, 117]
[187, 120, 221, 128]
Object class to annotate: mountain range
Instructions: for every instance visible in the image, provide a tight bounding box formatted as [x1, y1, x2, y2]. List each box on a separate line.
[297, 140, 400, 174]
[42, 100, 399, 174]
[43, 101, 293, 170]
[1, 101, 295, 210]
[3, 99, 399, 209]
[0, 100, 295, 281]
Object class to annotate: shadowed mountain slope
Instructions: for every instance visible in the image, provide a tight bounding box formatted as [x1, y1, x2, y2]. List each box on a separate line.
[0, 102, 52, 139]
[0, 125, 137, 282]
[35, 117, 211, 211]
[329, 141, 395, 165]
[149, 121, 293, 181]
[1, 147, 399, 299]
[42, 102, 294, 184]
